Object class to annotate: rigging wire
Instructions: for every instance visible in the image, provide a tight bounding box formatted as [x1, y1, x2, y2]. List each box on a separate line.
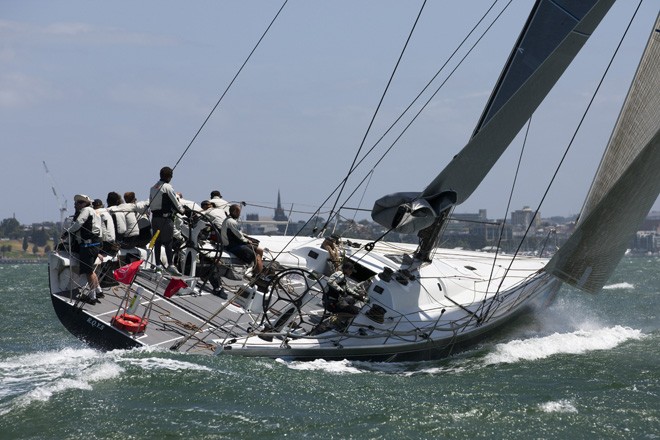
[483, 115, 532, 300]
[122, 2, 288, 244]
[328, 0, 513, 222]
[483, 0, 644, 321]
[350, 0, 504, 169]
[350, 170, 374, 223]
[212, 1, 510, 267]
[263, 1, 433, 263]
[321, 0, 429, 234]
[271, 1, 508, 251]
[262, 3, 500, 276]
[171, 0, 289, 172]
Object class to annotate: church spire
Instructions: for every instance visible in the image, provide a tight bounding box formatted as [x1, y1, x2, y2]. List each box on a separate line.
[273, 189, 287, 223]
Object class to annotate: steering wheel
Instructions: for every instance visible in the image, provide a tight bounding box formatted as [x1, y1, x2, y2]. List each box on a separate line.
[260, 268, 327, 333]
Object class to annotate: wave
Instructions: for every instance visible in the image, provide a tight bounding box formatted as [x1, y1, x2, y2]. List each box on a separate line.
[0, 348, 123, 416]
[0, 347, 212, 415]
[279, 356, 474, 376]
[539, 399, 578, 413]
[603, 282, 635, 290]
[483, 325, 644, 365]
[278, 358, 364, 374]
[121, 357, 213, 372]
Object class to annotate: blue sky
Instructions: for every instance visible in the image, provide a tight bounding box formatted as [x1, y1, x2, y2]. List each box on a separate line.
[1, 0, 658, 226]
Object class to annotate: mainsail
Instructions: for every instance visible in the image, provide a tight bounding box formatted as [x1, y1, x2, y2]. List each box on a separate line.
[372, 0, 615, 234]
[545, 13, 660, 293]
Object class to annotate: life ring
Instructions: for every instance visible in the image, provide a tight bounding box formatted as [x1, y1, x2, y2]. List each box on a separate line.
[111, 313, 148, 333]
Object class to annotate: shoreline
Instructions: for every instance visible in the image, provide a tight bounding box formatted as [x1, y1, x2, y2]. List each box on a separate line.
[0, 258, 47, 265]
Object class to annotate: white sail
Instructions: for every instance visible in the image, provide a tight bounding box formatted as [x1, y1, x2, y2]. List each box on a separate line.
[545, 13, 660, 293]
[372, 0, 615, 234]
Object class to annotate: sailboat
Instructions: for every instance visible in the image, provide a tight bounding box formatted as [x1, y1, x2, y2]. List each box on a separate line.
[48, 1, 660, 362]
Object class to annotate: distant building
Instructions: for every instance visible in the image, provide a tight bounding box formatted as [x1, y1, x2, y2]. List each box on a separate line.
[633, 231, 658, 253]
[511, 206, 541, 229]
[273, 190, 288, 233]
[242, 191, 289, 235]
[640, 211, 660, 233]
[445, 210, 487, 234]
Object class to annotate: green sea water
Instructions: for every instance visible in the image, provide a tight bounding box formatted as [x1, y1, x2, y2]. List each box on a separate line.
[0, 258, 658, 439]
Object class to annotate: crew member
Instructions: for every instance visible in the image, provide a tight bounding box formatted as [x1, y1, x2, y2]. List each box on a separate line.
[321, 234, 342, 273]
[324, 261, 362, 317]
[122, 191, 151, 248]
[220, 203, 264, 275]
[68, 194, 103, 304]
[92, 198, 117, 255]
[209, 190, 230, 216]
[149, 166, 184, 275]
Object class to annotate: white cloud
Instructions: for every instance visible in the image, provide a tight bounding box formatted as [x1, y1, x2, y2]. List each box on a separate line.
[44, 22, 95, 36]
[108, 84, 208, 115]
[0, 19, 176, 46]
[0, 19, 179, 109]
[0, 73, 59, 108]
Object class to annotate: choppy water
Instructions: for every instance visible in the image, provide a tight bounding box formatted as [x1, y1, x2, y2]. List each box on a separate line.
[0, 258, 658, 439]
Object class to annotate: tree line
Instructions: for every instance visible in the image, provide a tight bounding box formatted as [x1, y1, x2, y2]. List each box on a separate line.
[0, 217, 56, 257]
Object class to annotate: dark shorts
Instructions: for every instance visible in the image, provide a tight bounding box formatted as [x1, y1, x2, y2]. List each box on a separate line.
[79, 243, 100, 275]
[152, 217, 174, 243]
[101, 241, 119, 255]
[138, 226, 152, 242]
[227, 244, 256, 265]
[122, 234, 150, 249]
[325, 301, 360, 316]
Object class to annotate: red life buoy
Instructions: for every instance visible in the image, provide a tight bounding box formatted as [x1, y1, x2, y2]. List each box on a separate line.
[111, 313, 148, 333]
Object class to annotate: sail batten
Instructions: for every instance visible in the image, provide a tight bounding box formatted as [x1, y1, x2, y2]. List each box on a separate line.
[546, 13, 660, 293]
[579, 13, 660, 222]
[545, 129, 660, 292]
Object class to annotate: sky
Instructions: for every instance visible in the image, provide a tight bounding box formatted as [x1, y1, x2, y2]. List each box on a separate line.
[1, 0, 658, 226]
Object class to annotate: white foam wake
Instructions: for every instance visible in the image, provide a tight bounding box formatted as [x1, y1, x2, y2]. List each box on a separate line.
[602, 282, 635, 290]
[539, 399, 578, 413]
[0, 348, 123, 415]
[279, 358, 364, 374]
[0, 347, 213, 415]
[484, 325, 643, 364]
[122, 357, 212, 372]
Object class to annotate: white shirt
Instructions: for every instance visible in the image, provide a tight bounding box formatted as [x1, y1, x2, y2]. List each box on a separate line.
[149, 179, 184, 214]
[95, 208, 116, 242]
[110, 201, 150, 238]
[203, 206, 227, 232]
[68, 206, 103, 242]
[221, 216, 248, 247]
[210, 196, 230, 214]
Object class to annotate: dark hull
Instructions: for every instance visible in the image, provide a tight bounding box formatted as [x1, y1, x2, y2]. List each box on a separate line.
[50, 294, 142, 351]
